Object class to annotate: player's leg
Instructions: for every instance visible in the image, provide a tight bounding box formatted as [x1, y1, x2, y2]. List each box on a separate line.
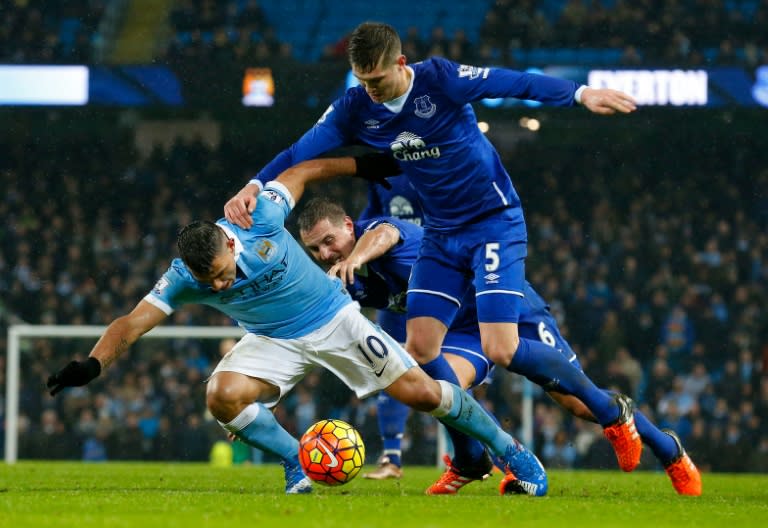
[406, 232, 546, 495]
[207, 334, 314, 494]
[313, 304, 547, 496]
[362, 392, 409, 479]
[363, 312, 410, 480]
[472, 224, 642, 473]
[388, 370, 547, 496]
[405, 235, 469, 387]
[425, 348, 499, 495]
[519, 303, 700, 492]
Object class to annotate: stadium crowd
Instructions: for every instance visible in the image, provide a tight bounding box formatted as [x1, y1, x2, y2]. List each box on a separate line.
[160, 0, 768, 68]
[2, 1, 766, 69]
[1, 118, 766, 473]
[0, 0, 106, 63]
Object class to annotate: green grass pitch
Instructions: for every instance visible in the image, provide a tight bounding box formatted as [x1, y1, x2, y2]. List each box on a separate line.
[1, 462, 766, 528]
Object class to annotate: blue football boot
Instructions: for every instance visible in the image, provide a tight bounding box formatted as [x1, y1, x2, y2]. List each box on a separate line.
[283, 456, 313, 494]
[498, 440, 548, 497]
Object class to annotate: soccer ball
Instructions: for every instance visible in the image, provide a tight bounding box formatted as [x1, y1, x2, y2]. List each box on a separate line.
[298, 419, 365, 486]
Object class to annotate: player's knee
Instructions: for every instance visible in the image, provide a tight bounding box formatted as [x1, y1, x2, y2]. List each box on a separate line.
[482, 334, 520, 366]
[205, 375, 245, 422]
[405, 334, 440, 364]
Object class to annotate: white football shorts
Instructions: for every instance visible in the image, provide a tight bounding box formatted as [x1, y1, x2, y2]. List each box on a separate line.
[210, 303, 417, 408]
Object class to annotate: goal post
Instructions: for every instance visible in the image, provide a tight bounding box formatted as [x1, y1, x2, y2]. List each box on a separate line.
[4, 324, 245, 464]
[5, 324, 535, 465]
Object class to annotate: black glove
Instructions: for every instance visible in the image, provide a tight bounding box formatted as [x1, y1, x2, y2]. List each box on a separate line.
[353, 152, 402, 189]
[47, 357, 102, 396]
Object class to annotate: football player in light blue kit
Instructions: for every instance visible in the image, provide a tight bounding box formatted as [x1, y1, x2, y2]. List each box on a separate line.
[223, 22, 660, 493]
[298, 194, 702, 495]
[46, 158, 549, 497]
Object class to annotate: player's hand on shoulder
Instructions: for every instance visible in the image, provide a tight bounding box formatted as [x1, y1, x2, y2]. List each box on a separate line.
[224, 183, 261, 229]
[327, 258, 361, 286]
[580, 87, 637, 115]
[47, 357, 102, 396]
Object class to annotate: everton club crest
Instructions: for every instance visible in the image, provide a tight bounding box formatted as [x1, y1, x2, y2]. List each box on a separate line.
[413, 95, 436, 118]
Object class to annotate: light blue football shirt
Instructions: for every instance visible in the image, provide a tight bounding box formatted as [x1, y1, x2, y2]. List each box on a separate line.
[144, 181, 352, 339]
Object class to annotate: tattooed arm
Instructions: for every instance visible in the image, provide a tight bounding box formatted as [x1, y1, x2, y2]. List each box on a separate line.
[47, 301, 167, 395]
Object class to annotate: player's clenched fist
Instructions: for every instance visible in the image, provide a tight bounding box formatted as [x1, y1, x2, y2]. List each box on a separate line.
[47, 357, 102, 396]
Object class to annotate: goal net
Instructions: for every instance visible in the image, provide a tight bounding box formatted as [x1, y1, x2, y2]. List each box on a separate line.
[4, 324, 245, 464]
[5, 324, 534, 465]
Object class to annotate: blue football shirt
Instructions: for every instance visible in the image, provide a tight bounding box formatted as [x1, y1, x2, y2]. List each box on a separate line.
[255, 57, 578, 231]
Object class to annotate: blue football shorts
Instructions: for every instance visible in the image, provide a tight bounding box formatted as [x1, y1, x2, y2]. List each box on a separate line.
[407, 209, 528, 326]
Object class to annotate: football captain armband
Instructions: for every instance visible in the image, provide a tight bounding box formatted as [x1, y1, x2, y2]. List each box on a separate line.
[248, 178, 264, 191]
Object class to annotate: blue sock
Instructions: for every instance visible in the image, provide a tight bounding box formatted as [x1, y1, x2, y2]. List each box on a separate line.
[221, 402, 298, 463]
[421, 356, 487, 466]
[376, 392, 409, 467]
[420, 354, 460, 385]
[433, 382, 514, 457]
[508, 338, 619, 426]
[634, 408, 679, 464]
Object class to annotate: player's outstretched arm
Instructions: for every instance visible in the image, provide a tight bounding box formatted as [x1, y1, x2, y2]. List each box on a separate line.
[328, 223, 401, 285]
[224, 182, 262, 229]
[275, 153, 400, 205]
[579, 87, 637, 115]
[47, 300, 167, 396]
[275, 157, 358, 204]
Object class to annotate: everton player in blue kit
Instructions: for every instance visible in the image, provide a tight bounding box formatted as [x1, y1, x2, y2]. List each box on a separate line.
[357, 175, 422, 480]
[297, 194, 702, 496]
[46, 157, 549, 497]
[224, 21, 654, 490]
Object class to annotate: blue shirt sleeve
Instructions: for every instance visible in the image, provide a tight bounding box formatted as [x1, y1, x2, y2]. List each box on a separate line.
[432, 57, 579, 107]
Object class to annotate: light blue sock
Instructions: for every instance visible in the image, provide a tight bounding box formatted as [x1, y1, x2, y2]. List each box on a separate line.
[432, 381, 514, 457]
[421, 356, 490, 465]
[221, 402, 299, 463]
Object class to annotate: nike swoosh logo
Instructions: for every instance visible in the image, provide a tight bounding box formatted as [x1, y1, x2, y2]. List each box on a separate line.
[318, 438, 339, 468]
[374, 362, 389, 377]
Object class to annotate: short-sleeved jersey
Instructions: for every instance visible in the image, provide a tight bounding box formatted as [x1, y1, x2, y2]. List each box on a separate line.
[343, 216, 474, 333]
[359, 174, 424, 226]
[344, 217, 420, 314]
[255, 57, 578, 231]
[144, 182, 352, 339]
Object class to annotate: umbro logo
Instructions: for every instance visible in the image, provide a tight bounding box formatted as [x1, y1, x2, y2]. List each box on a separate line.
[365, 119, 380, 128]
[484, 273, 500, 283]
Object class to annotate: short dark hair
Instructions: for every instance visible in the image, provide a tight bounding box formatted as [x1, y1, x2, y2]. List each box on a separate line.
[297, 197, 347, 233]
[177, 221, 227, 275]
[348, 22, 402, 72]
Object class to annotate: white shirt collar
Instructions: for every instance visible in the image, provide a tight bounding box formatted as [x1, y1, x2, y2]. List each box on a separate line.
[217, 224, 244, 261]
[383, 66, 415, 114]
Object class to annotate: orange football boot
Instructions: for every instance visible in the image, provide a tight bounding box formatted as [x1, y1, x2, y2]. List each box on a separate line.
[663, 430, 702, 496]
[602, 394, 643, 472]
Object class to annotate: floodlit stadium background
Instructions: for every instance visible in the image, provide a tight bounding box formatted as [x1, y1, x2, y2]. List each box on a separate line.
[1, 0, 767, 474]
